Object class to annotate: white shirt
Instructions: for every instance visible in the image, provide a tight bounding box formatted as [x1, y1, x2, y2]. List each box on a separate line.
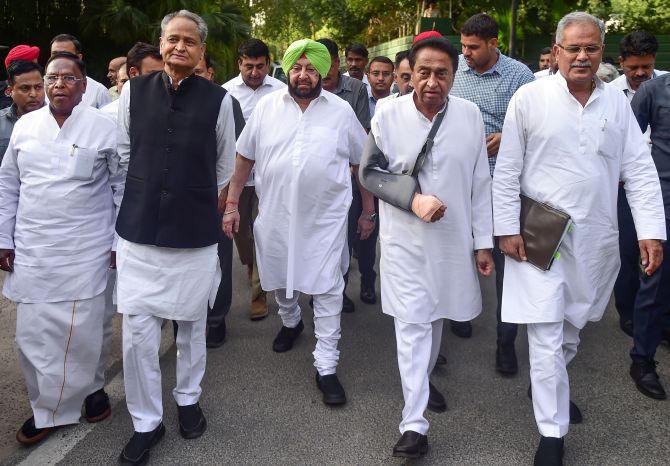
[0, 104, 122, 303]
[371, 94, 493, 323]
[222, 73, 285, 186]
[534, 68, 553, 78]
[236, 88, 366, 298]
[82, 76, 112, 109]
[493, 72, 666, 328]
[610, 69, 668, 102]
[100, 98, 119, 122]
[117, 77, 237, 191]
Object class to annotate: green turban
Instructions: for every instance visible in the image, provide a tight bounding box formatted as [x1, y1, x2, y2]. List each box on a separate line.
[282, 39, 332, 78]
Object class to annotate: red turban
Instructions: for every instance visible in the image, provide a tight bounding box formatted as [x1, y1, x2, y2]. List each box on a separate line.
[412, 31, 443, 44]
[4, 45, 40, 70]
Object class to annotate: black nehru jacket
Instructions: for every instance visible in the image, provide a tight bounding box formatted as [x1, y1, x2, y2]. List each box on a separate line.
[116, 71, 228, 248]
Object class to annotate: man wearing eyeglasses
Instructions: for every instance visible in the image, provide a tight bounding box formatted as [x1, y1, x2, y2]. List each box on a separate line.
[223, 39, 372, 406]
[0, 51, 122, 445]
[492, 12, 665, 464]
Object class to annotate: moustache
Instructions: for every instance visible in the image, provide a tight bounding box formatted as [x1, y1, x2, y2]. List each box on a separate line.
[570, 61, 592, 68]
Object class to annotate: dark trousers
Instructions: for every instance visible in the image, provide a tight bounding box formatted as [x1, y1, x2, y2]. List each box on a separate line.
[630, 218, 670, 361]
[208, 214, 233, 329]
[614, 186, 639, 325]
[494, 239, 518, 346]
[345, 182, 380, 289]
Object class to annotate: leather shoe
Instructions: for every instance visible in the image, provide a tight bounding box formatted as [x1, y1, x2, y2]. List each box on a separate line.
[496, 344, 518, 376]
[450, 320, 472, 338]
[527, 385, 582, 424]
[206, 320, 226, 348]
[315, 372, 346, 405]
[342, 293, 355, 313]
[630, 359, 667, 400]
[250, 293, 268, 320]
[619, 319, 634, 337]
[533, 436, 564, 466]
[16, 416, 54, 445]
[177, 402, 207, 439]
[119, 423, 166, 466]
[84, 388, 111, 423]
[272, 320, 304, 352]
[360, 286, 377, 304]
[392, 430, 428, 458]
[427, 382, 447, 412]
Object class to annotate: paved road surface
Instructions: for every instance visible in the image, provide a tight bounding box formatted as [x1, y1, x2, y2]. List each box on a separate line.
[0, 255, 668, 465]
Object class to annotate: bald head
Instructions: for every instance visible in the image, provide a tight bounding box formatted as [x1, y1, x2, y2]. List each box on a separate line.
[107, 56, 126, 86]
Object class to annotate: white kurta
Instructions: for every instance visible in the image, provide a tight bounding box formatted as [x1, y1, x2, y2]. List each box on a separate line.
[371, 94, 493, 324]
[493, 73, 666, 328]
[236, 89, 366, 298]
[0, 104, 122, 302]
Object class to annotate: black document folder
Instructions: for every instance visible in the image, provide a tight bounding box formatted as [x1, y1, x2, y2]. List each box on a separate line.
[519, 194, 572, 271]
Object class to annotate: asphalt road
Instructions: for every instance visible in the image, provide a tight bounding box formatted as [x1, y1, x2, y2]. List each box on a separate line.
[0, 254, 668, 466]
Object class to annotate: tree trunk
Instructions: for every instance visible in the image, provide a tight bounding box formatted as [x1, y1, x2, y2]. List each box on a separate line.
[509, 0, 519, 58]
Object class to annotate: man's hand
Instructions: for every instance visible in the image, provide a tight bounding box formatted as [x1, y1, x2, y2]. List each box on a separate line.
[0, 249, 15, 272]
[110, 251, 116, 269]
[476, 249, 495, 276]
[411, 194, 446, 222]
[639, 239, 663, 276]
[486, 133, 502, 157]
[357, 214, 375, 240]
[499, 234, 527, 262]
[430, 204, 446, 222]
[222, 208, 240, 240]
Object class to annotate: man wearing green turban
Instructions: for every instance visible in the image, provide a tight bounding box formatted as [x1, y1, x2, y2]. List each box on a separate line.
[223, 39, 375, 406]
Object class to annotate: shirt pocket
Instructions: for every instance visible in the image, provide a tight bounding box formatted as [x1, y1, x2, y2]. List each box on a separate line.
[597, 119, 621, 160]
[65, 145, 97, 181]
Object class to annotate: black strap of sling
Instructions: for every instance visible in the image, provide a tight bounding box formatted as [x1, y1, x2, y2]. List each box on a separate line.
[410, 100, 448, 177]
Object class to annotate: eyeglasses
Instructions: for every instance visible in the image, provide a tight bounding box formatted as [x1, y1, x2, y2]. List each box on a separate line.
[44, 75, 84, 86]
[556, 44, 602, 55]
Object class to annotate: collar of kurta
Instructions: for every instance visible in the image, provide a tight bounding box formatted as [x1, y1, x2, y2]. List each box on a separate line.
[282, 87, 328, 106]
[48, 98, 85, 121]
[553, 71, 605, 98]
[162, 71, 196, 92]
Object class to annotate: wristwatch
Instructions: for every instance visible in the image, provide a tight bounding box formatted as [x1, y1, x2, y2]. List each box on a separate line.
[363, 212, 378, 222]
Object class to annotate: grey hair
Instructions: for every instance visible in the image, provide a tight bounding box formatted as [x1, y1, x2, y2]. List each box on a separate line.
[161, 10, 208, 43]
[596, 62, 619, 83]
[556, 12, 605, 45]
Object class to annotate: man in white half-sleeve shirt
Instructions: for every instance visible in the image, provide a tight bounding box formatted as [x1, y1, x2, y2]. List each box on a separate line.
[115, 11, 236, 466]
[0, 52, 122, 445]
[360, 37, 494, 459]
[222, 38, 285, 323]
[223, 39, 372, 407]
[49, 34, 112, 109]
[492, 12, 665, 465]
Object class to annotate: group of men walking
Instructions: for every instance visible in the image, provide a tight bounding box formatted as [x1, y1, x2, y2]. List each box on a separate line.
[0, 7, 668, 466]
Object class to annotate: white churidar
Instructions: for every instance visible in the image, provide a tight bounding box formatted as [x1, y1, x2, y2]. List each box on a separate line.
[94, 269, 117, 391]
[370, 93, 493, 324]
[0, 104, 121, 302]
[16, 294, 105, 428]
[493, 73, 666, 328]
[394, 318, 443, 435]
[527, 320, 580, 438]
[236, 89, 367, 299]
[274, 281, 344, 375]
[122, 313, 206, 432]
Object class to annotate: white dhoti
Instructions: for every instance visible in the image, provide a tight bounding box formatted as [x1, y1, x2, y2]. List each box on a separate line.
[274, 280, 344, 376]
[394, 318, 443, 435]
[527, 320, 581, 438]
[93, 269, 117, 392]
[15, 293, 105, 428]
[116, 237, 217, 432]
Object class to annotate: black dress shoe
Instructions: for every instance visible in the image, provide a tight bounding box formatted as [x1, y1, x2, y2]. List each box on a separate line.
[315, 372, 346, 405]
[630, 359, 667, 400]
[360, 286, 377, 304]
[16, 416, 54, 445]
[272, 320, 304, 353]
[427, 382, 447, 413]
[619, 319, 634, 337]
[527, 385, 583, 424]
[342, 293, 355, 313]
[392, 430, 428, 458]
[450, 320, 472, 338]
[206, 319, 226, 349]
[84, 388, 112, 422]
[533, 436, 564, 466]
[496, 344, 518, 376]
[119, 423, 166, 466]
[436, 353, 447, 366]
[177, 402, 207, 439]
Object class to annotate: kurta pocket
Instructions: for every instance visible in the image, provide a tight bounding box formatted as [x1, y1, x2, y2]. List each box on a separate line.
[65, 146, 96, 180]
